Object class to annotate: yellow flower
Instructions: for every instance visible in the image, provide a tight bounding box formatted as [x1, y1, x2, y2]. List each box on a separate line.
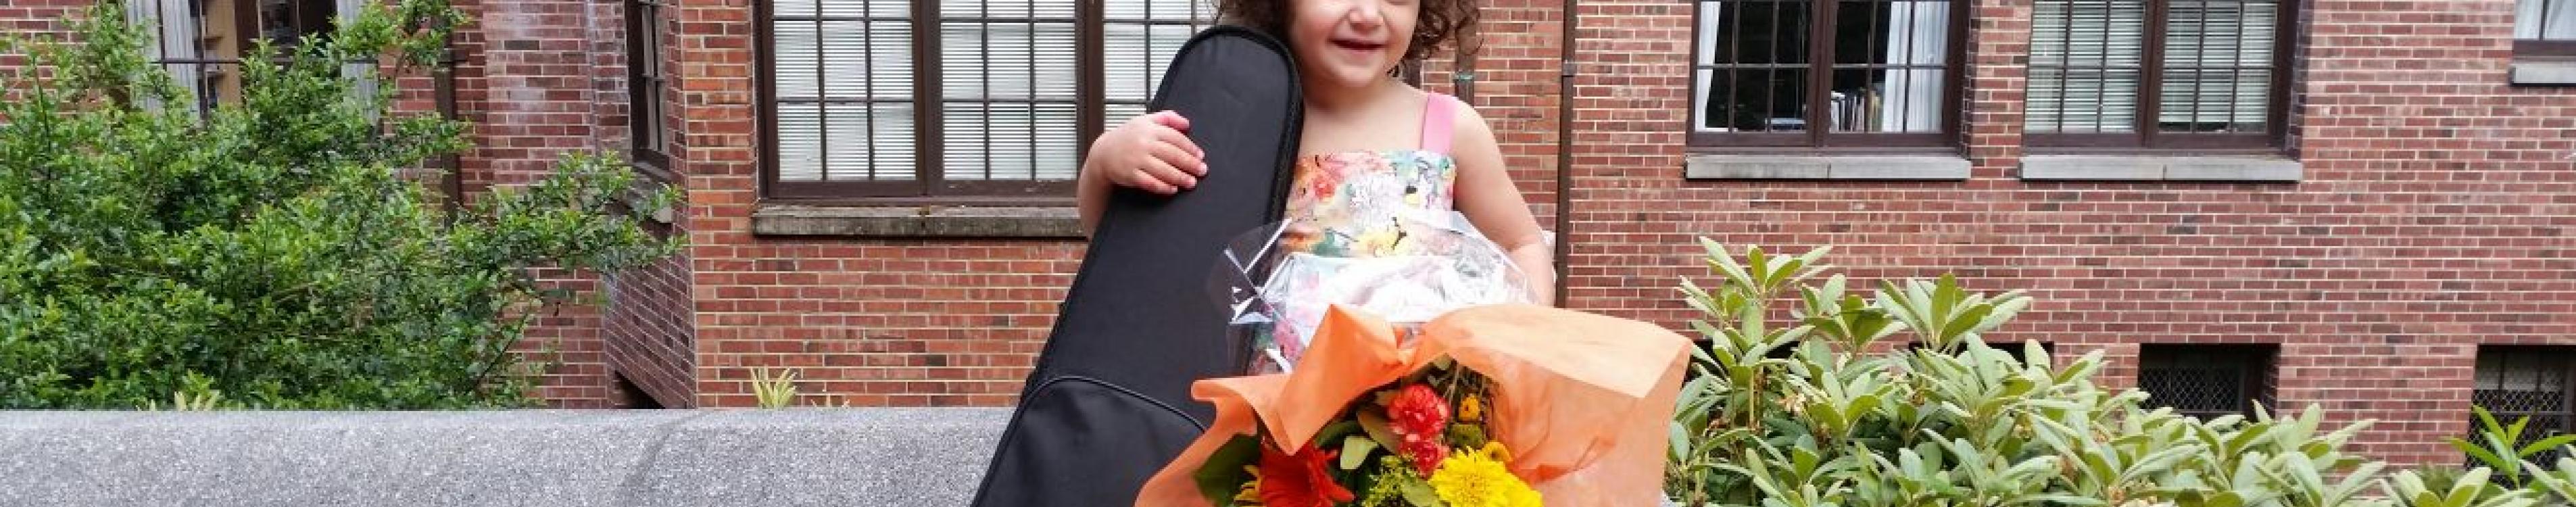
[1429, 443, 1542, 507]
[1459, 395, 1485, 422]
[1234, 465, 1263, 505]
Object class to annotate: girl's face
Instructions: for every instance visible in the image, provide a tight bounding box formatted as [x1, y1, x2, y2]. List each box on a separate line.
[1286, 0, 1418, 92]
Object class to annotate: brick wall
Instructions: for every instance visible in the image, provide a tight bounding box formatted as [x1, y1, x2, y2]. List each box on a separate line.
[595, 0, 700, 410]
[0, 0, 91, 40]
[448, 0, 647, 408]
[1563, 0, 2576, 466]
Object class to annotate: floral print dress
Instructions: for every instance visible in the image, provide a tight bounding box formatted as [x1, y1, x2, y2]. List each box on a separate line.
[1278, 93, 1462, 258]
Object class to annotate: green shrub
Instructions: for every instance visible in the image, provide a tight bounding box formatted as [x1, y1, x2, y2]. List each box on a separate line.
[1666, 241, 2391, 507]
[0, 1, 679, 409]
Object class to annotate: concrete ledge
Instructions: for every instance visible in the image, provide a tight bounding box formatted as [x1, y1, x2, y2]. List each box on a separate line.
[0, 408, 1012, 506]
[1684, 154, 1970, 180]
[752, 204, 1082, 239]
[2020, 155, 2302, 182]
[2510, 59, 2576, 87]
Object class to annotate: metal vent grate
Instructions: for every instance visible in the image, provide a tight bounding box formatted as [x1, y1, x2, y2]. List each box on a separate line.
[2138, 344, 2275, 420]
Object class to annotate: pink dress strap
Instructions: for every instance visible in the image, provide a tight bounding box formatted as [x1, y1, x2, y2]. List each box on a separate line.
[1419, 92, 1457, 155]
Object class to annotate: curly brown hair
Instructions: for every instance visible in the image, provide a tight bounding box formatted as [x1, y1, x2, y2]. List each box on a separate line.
[1217, 0, 1480, 63]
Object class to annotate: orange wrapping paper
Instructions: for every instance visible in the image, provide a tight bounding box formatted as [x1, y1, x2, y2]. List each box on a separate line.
[1136, 304, 1691, 506]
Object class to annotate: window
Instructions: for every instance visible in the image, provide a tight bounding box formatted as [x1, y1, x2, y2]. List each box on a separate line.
[764, 0, 1214, 201]
[2473, 346, 2573, 464]
[2137, 344, 2276, 420]
[128, 0, 364, 118]
[1688, 0, 1964, 149]
[2026, 0, 2293, 150]
[627, 0, 671, 170]
[2522, 0, 2576, 57]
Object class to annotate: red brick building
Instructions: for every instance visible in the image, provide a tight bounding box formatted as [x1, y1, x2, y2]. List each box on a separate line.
[24, 0, 2576, 466]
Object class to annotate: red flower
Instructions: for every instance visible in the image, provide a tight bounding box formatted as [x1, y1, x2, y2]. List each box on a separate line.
[1387, 384, 1452, 475]
[1259, 443, 1355, 507]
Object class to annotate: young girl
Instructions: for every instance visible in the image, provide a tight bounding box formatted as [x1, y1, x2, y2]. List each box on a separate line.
[1076, 0, 1557, 306]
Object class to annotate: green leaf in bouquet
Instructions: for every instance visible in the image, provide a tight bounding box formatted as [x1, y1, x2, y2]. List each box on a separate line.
[1401, 478, 1449, 506]
[1359, 410, 1404, 451]
[1194, 435, 1262, 506]
[1343, 435, 1380, 470]
[1315, 420, 1363, 448]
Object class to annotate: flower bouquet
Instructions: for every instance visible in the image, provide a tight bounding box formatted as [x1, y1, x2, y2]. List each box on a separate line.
[1136, 304, 1691, 507]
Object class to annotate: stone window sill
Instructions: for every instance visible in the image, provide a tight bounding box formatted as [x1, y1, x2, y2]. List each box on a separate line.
[2019, 155, 2302, 183]
[751, 204, 1083, 239]
[1684, 153, 1971, 180]
[2510, 59, 2576, 87]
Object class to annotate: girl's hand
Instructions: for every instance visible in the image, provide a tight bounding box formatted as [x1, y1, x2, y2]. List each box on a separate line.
[1087, 112, 1207, 195]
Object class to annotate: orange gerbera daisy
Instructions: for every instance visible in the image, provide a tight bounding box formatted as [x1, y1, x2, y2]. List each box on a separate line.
[1257, 443, 1353, 507]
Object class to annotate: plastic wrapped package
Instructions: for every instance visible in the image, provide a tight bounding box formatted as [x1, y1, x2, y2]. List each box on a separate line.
[1210, 210, 1533, 374]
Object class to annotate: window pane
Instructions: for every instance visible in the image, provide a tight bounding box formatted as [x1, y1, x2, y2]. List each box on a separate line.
[774, 21, 912, 100]
[1700, 68, 1811, 132]
[942, 0, 1075, 18]
[1105, 0, 1214, 21]
[772, 0, 913, 183]
[1104, 22, 1202, 105]
[1103, 103, 1148, 132]
[2521, 0, 2576, 41]
[2028, 0, 2145, 134]
[2159, 0, 2275, 134]
[1828, 1, 1949, 133]
[944, 103, 1080, 181]
[777, 0, 904, 18]
[1828, 69, 1943, 132]
[777, 103, 918, 182]
[941, 22, 1079, 101]
[1694, 0, 1814, 133]
[940, 13, 1078, 183]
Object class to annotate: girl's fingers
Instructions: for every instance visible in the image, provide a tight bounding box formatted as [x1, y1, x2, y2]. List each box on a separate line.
[1148, 141, 1205, 176]
[1138, 158, 1197, 191]
[1152, 111, 1191, 131]
[1113, 168, 1175, 195]
[1151, 128, 1206, 170]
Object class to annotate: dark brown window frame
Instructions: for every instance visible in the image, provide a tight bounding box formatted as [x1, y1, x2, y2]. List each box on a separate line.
[2522, 0, 2576, 58]
[2026, 0, 2298, 151]
[627, 0, 674, 174]
[1684, 0, 1970, 151]
[2136, 343, 2278, 420]
[757, 0, 1213, 205]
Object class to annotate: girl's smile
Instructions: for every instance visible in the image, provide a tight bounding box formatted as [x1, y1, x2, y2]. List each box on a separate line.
[1292, 0, 1417, 95]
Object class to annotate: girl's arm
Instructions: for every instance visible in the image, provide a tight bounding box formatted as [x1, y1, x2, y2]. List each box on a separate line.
[1076, 145, 1113, 235]
[1444, 103, 1559, 307]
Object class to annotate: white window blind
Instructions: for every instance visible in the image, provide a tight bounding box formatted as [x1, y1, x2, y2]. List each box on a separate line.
[767, 0, 1211, 193]
[2028, 0, 2279, 139]
[2521, 0, 2576, 41]
[940, 7, 1081, 182]
[2160, 0, 2275, 133]
[773, 0, 915, 183]
[2028, 0, 2146, 134]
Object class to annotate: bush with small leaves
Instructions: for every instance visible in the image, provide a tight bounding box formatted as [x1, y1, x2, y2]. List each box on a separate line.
[0, 1, 679, 409]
